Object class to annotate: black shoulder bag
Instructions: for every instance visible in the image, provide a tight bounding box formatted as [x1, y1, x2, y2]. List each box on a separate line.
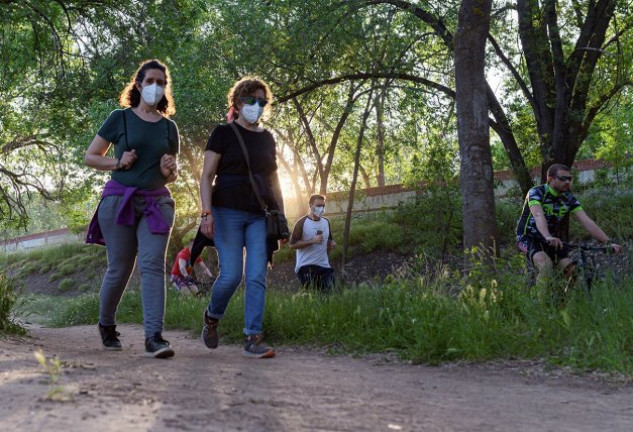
[229, 122, 290, 241]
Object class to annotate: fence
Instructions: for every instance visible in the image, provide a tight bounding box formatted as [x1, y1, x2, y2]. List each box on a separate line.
[1, 228, 84, 253]
[284, 158, 610, 217]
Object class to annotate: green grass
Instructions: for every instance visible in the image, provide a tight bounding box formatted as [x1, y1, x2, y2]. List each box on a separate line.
[46, 255, 633, 374]
[58, 278, 75, 292]
[17, 294, 72, 326]
[3, 184, 633, 373]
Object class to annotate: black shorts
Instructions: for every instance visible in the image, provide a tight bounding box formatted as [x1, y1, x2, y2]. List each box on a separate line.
[516, 235, 570, 265]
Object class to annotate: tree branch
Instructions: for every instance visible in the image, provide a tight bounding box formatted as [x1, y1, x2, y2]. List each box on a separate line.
[487, 34, 535, 108]
[277, 72, 454, 103]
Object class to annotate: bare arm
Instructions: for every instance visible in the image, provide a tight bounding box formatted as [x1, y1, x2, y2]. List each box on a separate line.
[529, 204, 563, 249]
[573, 210, 609, 242]
[289, 236, 322, 249]
[84, 134, 137, 171]
[194, 260, 213, 278]
[199, 150, 221, 239]
[160, 154, 178, 183]
[573, 210, 622, 253]
[529, 204, 555, 239]
[178, 258, 189, 276]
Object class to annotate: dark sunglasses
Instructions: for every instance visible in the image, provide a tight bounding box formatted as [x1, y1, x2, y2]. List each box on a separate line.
[240, 96, 268, 107]
[556, 175, 573, 182]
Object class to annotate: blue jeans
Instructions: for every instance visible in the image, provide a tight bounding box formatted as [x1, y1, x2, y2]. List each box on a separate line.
[207, 206, 268, 335]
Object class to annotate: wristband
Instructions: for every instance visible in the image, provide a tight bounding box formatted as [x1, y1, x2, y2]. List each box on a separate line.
[201, 210, 212, 219]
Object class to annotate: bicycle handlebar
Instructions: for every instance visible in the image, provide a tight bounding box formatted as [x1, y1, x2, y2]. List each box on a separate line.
[563, 242, 614, 252]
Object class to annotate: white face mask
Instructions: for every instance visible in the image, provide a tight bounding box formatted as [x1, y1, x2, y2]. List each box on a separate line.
[141, 83, 165, 106]
[313, 206, 325, 217]
[241, 103, 264, 124]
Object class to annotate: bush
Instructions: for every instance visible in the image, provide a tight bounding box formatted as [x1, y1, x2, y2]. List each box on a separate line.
[0, 271, 26, 335]
[573, 186, 633, 240]
[58, 278, 75, 292]
[391, 189, 462, 256]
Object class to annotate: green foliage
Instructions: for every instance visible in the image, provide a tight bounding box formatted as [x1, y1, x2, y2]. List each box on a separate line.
[571, 186, 633, 241]
[0, 271, 26, 335]
[495, 198, 523, 244]
[57, 262, 76, 277]
[18, 262, 40, 277]
[78, 283, 92, 293]
[347, 218, 405, 253]
[391, 190, 463, 257]
[57, 279, 75, 293]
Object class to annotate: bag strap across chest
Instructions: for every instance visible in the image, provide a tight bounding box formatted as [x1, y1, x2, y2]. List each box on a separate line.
[229, 122, 269, 214]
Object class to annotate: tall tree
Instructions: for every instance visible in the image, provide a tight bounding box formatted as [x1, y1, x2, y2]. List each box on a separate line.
[365, 0, 631, 186]
[454, 0, 496, 251]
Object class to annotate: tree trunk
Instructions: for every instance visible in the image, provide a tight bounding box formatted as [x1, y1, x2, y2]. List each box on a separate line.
[341, 89, 375, 273]
[454, 0, 497, 254]
[375, 84, 386, 187]
[517, 0, 619, 181]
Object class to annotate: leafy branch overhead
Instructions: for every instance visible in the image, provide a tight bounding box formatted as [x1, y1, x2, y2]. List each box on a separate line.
[1, 0, 631, 245]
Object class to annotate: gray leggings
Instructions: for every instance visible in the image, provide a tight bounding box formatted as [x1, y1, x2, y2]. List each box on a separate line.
[97, 195, 175, 339]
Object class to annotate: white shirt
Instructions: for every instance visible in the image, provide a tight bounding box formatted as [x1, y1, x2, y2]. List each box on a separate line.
[291, 215, 332, 273]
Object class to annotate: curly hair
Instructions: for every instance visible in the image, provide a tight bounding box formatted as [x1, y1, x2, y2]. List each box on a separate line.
[119, 59, 176, 117]
[227, 76, 273, 122]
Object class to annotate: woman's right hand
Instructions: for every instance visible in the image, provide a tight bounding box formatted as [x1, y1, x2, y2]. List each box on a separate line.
[200, 214, 214, 239]
[119, 149, 138, 170]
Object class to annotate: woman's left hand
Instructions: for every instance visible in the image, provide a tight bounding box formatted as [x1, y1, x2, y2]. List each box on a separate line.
[160, 154, 177, 177]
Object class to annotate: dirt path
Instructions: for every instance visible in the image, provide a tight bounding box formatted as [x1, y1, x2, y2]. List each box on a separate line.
[1, 325, 633, 431]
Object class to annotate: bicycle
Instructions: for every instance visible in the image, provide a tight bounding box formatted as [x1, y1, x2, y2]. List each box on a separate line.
[523, 241, 616, 306]
[563, 242, 615, 295]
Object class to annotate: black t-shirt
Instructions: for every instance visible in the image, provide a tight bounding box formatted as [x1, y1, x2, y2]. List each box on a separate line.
[205, 123, 281, 214]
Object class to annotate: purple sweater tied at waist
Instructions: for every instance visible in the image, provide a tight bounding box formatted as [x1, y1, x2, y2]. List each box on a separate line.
[86, 179, 172, 246]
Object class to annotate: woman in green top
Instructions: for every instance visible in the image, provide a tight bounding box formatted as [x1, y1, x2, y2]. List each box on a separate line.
[85, 59, 179, 358]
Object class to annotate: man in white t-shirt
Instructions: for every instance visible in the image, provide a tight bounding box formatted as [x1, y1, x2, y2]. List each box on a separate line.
[289, 194, 336, 292]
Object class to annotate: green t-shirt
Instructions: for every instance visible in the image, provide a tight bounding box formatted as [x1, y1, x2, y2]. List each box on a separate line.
[97, 108, 180, 190]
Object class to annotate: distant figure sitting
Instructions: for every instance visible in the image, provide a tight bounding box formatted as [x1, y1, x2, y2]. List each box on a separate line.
[290, 194, 336, 292]
[170, 240, 213, 295]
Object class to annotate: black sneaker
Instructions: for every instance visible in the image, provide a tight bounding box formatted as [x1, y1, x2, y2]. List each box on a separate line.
[201, 310, 219, 349]
[243, 334, 275, 358]
[145, 332, 175, 358]
[98, 323, 122, 351]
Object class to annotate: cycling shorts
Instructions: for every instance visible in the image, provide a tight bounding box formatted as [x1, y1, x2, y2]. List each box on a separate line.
[516, 235, 570, 265]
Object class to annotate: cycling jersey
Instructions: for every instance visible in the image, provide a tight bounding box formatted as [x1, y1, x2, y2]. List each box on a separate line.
[516, 184, 582, 240]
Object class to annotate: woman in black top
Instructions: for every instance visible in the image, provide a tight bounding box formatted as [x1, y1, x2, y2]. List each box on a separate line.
[199, 76, 286, 358]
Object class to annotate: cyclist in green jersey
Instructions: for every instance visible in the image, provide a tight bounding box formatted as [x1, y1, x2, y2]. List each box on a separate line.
[516, 164, 622, 289]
